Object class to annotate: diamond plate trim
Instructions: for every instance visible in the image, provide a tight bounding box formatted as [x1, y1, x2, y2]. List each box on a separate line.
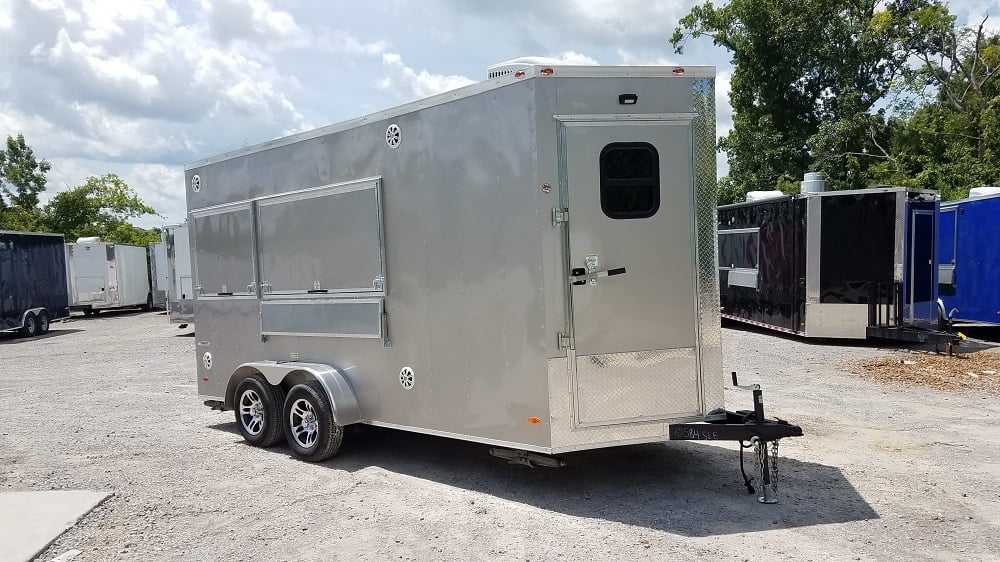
[693, 77, 725, 413]
[548, 357, 672, 450]
[575, 348, 700, 426]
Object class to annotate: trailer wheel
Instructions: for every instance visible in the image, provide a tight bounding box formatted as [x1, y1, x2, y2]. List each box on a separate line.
[20, 312, 39, 337]
[37, 311, 50, 335]
[283, 381, 343, 462]
[234, 375, 285, 448]
[141, 293, 153, 311]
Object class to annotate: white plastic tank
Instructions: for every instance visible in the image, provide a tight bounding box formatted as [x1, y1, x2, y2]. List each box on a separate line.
[968, 186, 1000, 198]
[800, 172, 826, 193]
[745, 190, 786, 202]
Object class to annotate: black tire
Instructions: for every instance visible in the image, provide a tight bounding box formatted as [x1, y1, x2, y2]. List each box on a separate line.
[234, 375, 286, 448]
[141, 293, 153, 312]
[20, 312, 38, 337]
[37, 311, 50, 335]
[283, 381, 343, 462]
[83, 308, 95, 317]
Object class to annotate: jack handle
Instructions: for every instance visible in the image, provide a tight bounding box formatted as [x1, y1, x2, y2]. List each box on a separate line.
[731, 371, 766, 423]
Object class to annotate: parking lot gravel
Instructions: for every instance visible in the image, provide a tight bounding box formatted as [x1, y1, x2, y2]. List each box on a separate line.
[2, 312, 999, 561]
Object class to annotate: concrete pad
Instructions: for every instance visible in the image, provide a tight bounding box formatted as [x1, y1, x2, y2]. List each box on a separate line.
[0, 490, 111, 562]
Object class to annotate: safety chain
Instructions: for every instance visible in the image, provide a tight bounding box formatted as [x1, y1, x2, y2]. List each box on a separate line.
[753, 437, 780, 493]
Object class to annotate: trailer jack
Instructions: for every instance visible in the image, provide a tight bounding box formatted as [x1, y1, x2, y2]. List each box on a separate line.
[668, 372, 803, 503]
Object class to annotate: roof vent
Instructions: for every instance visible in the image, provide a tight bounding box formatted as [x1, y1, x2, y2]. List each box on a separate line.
[745, 190, 785, 202]
[487, 56, 564, 79]
[76, 236, 101, 243]
[800, 172, 826, 194]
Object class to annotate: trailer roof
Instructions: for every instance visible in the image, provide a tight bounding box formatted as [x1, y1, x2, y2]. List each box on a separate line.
[185, 64, 716, 171]
[0, 230, 66, 238]
[941, 191, 1000, 206]
[718, 186, 938, 210]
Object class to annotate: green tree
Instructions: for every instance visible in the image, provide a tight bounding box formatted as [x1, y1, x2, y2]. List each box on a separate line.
[42, 173, 161, 245]
[874, 20, 1000, 198]
[671, 0, 954, 202]
[0, 132, 51, 228]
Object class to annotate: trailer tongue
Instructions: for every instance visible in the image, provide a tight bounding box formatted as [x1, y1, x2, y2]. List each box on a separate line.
[667, 372, 803, 504]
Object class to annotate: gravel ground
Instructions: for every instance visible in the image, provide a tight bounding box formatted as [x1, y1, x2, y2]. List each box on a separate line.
[2, 312, 999, 561]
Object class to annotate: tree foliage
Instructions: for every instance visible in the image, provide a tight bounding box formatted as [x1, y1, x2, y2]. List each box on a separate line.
[42, 174, 161, 245]
[0, 132, 51, 211]
[872, 21, 1000, 199]
[0, 133, 161, 245]
[671, 0, 998, 203]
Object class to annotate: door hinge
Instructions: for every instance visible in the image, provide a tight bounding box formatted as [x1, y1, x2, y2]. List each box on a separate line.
[557, 332, 574, 350]
[552, 208, 569, 226]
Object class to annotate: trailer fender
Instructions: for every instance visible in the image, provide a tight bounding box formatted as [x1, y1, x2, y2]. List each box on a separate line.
[18, 308, 47, 330]
[228, 361, 362, 426]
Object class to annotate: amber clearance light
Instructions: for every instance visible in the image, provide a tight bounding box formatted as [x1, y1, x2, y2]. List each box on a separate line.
[528, 417, 542, 424]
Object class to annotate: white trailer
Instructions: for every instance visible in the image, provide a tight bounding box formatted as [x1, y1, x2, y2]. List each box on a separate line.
[66, 238, 152, 314]
[163, 224, 194, 324]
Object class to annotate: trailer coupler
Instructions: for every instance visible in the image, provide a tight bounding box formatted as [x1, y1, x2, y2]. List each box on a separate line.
[668, 372, 803, 504]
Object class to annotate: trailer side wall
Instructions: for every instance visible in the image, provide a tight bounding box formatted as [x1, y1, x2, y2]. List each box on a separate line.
[939, 195, 1000, 323]
[0, 232, 69, 330]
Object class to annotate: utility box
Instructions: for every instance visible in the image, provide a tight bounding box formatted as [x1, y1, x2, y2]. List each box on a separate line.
[187, 64, 728, 460]
[0, 230, 69, 336]
[66, 238, 151, 314]
[163, 223, 193, 324]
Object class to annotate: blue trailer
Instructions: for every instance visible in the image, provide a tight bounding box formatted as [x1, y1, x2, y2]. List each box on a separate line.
[0, 230, 70, 336]
[938, 188, 1000, 325]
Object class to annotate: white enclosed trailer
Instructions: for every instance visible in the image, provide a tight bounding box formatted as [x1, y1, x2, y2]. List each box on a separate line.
[163, 223, 194, 324]
[187, 63, 800, 499]
[66, 238, 152, 314]
[149, 241, 168, 309]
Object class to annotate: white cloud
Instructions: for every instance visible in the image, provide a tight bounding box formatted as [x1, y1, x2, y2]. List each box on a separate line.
[315, 29, 389, 56]
[203, 0, 304, 49]
[616, 48, 681, 67]
[0, 0, 13, 31]
[558, 0, 690, 37]
[550, 50, 599, 65]
[377, 52, 475, 101]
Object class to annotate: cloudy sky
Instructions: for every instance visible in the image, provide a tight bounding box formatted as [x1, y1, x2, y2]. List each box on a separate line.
[2, 0, 998, 227]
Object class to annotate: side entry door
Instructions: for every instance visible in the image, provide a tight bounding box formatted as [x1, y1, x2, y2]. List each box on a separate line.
[562, 117, 701, 426]
[907, 207, 938, 326]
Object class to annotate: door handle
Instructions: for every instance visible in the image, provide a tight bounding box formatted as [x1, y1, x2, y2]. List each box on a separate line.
[569, 267, 626, 285]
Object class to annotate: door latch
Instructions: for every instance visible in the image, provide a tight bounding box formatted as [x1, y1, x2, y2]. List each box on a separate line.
[569, 254, 626, 286]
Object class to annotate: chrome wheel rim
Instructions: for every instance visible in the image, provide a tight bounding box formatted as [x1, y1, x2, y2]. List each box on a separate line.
[289, 398, 319, 449]
[39, 315, 49, 332]
[238, 389, 264, 436]
[25, 317, 36, 333]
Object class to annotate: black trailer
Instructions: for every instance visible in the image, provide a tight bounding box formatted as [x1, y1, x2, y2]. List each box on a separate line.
[717, 184, 951, 344]
[0, 230, 70, 337]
